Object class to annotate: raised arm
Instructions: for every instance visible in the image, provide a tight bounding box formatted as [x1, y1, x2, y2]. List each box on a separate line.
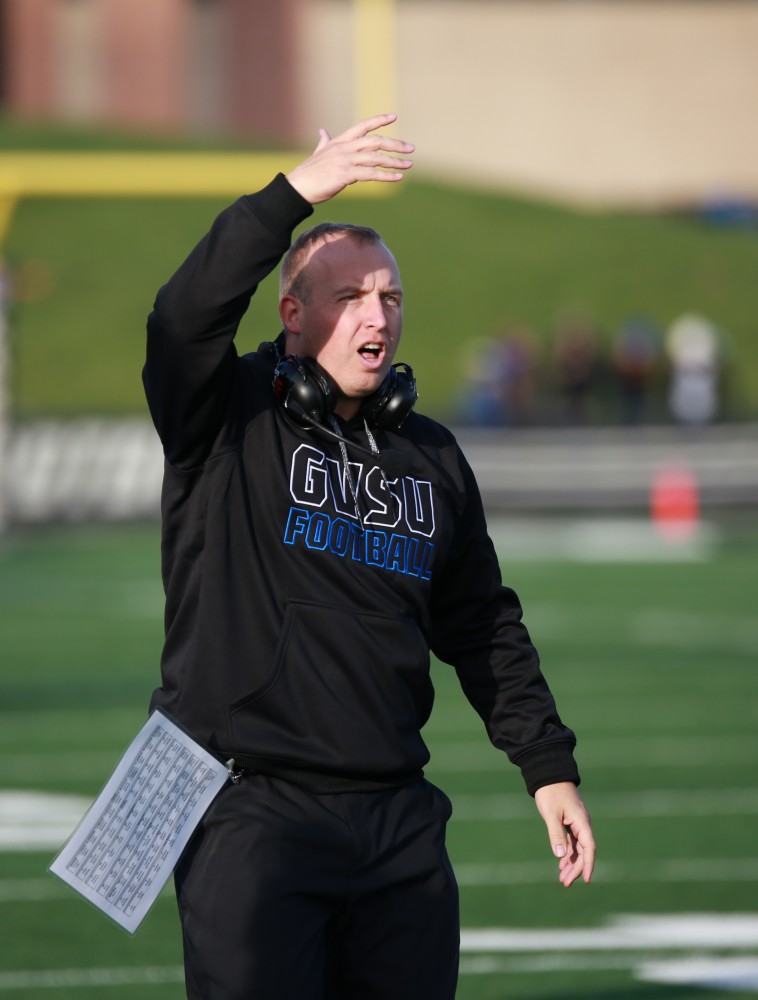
[143, 174, 312, 468]
[143, 114, 414, 468]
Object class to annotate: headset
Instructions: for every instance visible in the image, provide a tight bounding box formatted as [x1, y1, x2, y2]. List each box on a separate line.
[272, 353, 418, 433]
[257, 337, 418, 476]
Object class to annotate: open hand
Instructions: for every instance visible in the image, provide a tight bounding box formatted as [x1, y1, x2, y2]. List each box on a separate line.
[285, 113, 414, 205]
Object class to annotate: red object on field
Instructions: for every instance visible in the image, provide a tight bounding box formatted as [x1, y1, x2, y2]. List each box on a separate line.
[650, 465, 700, 542]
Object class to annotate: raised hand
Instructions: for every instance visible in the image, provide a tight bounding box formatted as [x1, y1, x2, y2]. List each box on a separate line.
[285, 113, 414, 205]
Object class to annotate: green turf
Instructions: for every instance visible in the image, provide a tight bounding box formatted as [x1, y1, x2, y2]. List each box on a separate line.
[1, 518, 757, 999]
[2, 117, 758, 421]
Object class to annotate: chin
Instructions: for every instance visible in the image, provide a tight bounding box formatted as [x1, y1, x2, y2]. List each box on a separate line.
[349, 375, 383, 398]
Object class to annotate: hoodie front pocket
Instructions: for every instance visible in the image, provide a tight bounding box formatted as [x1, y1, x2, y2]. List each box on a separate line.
[228, 600, 433, 773]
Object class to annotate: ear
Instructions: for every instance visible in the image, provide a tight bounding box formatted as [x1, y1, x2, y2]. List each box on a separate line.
[279, 295, 303, 334]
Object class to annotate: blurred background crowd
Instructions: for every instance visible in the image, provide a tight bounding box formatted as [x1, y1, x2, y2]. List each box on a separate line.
[459, 310, 730, 429]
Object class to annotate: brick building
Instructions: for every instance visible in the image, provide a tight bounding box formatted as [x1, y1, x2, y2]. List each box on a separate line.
[0, 0, 302, 141]
[1, 0, 757, 207]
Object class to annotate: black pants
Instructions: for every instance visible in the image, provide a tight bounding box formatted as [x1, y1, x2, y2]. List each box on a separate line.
[174, 774, 459, 1000]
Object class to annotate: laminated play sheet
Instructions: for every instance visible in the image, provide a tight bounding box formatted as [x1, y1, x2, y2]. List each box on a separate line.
[50, 709, 229, 933]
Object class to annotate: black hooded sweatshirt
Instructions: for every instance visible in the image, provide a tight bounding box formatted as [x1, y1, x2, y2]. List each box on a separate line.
[143, 173, 580, 796]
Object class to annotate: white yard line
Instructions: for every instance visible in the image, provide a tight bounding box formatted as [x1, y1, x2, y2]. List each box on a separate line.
[1, 917, 758, 991]
[3, 858, 758, 902]
[455, 858, 758, 886]
[0, 791, 90, 851]
[1, 787, 756, 852]
[638, 956, 758, 990]
[459, 915, 758, 952]
[460, 953, 758, 990]
[0, 966, 184, 991]
[3, 857, 757, 905]
[3, 957, 757, 992]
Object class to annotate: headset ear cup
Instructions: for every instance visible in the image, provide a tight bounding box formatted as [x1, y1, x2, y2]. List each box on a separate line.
[275, 355, 417, 431]
[361, 364, 418, 430]
[274, 355, 338, 425]
[301, 357, 339, 414]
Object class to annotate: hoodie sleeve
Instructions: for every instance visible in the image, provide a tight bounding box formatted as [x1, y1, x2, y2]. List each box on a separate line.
[143, 174, 313, 469]
[429, 447, 580, 796]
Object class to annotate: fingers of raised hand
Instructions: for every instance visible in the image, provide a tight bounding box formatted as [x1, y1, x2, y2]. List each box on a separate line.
[329, 115, 414, 162]
[333, 132, 414, 166]
[349, 146, 414, 179]
[317, 135, 413, 187]
[335, 112, 400, 142]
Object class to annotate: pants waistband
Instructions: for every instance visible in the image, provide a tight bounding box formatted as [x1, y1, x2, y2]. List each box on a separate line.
[222, 753, 423, 794]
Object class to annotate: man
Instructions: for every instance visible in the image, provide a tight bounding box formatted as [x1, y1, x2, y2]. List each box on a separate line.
[144, 114, 595, 1000]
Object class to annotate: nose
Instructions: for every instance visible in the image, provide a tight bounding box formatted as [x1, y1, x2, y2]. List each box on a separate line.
[363, 293, 388, 331]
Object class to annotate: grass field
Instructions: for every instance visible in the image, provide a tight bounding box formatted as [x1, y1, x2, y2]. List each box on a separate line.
[1, 515, 756, 999]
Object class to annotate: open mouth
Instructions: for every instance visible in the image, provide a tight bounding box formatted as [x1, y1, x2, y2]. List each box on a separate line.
[359, 343, 383, 358]
[358, 343, 385, 365]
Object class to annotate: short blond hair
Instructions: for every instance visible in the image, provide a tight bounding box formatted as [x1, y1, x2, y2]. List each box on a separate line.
[279, 222, 384, 303]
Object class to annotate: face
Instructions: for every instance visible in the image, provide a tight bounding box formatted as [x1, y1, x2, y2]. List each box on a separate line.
[279, 235, 403, 419]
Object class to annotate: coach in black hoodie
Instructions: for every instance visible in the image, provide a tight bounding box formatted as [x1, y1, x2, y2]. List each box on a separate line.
[144, 113, 595, 1000]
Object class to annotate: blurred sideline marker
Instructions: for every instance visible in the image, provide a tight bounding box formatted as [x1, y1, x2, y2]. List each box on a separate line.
[650, 463, 700, 543]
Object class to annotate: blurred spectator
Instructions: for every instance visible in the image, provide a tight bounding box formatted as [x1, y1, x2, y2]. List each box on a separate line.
[551, 314, 604, 425]
[665, 313, 724, 426]
[611, 316, 663, 424]
[459, 336, 498, 426]
[460, 309, 734, 429]
[459, 325, 540, 427]
[701, 191, 758, 230]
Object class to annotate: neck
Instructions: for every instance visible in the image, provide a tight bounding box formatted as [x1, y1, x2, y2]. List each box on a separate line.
[334, 399, 361, 421]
